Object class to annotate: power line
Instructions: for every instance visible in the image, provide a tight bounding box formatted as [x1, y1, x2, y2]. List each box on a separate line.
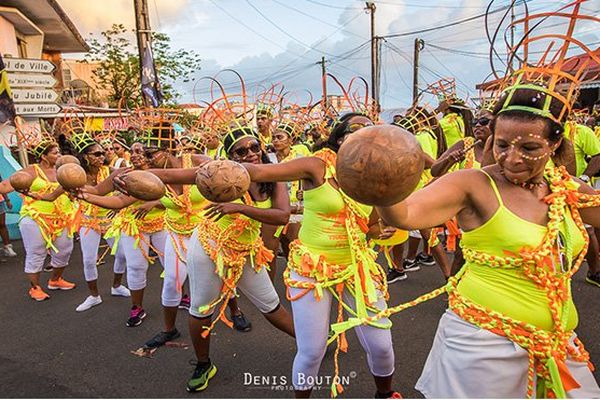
[382, 1, 523, 39]
[302, 0, 363, 10]
[363, 0, 487, 10]
[271, 0, 367, 41]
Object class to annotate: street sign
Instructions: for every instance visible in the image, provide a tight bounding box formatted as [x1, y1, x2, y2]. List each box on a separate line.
[4, 58, 55, 74]
[12, 89, 59, 103]
[8, 73, 57, 88]
[15, 103, 62, 115]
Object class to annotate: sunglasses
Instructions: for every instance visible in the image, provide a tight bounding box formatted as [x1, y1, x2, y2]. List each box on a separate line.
[472, 117, 491, 126]
[345, 122, 373, 134]
[90, 151, 105, 157]
[233, 142, 261, 158]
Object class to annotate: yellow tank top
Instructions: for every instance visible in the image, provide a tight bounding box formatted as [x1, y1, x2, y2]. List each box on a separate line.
[20, 165, 74, 249]
[457, 171, 583, 332]
[82, 166, 112, 218]
[459, 136, 482, 170]
[440, 113, 464, 148]
[297, 152, 372, 265]
[159, 154, 207, 235]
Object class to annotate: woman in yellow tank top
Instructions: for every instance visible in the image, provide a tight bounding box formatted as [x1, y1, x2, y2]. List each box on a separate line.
[77, 141, 166, 327]
[139, 127, 295, 393]
[373, 86, 600, 397]
[69, 140, 130, 312]
[0, 141, 76, 301]
[136, 123, 211, 349]
[243, 113, 400, 398]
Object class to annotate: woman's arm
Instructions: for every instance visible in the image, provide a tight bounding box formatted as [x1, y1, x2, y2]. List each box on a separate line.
[145, 168, 198, 185]
[375, 169, 473, 230]
[86, 167, 131, 195]
[430, 141, 465, 177]
[204, 182, 291, 226]
[79, 192, 138, 209]
[576, 179, 600, 227]
[243, 156, 325, 185]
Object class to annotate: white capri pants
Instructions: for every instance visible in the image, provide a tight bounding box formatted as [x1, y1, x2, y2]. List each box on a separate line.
[416, 309, 600, 398]
[162, 231, 190, 307]
[79, 227, 126, 282]
[20, 217, 73, 273]
[289, 270, 395, 390]
[120, 230, 167, 291]
[186, 228, 280, 318]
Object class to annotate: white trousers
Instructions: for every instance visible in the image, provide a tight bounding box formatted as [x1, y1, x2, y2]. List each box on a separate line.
[186, 229, 280, 318]
[162, 232, 189, 307]
[416, 309, 600, 398]
[79, 227, 126, 282]
[120, 230, 167, 291]
[288, 270, 395, 390]
[20, 217, 73, 273]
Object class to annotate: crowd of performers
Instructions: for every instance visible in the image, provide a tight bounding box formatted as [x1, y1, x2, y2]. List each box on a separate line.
[4, 1, 600, 398]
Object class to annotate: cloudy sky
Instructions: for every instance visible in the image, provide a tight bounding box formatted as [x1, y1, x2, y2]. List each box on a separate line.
[57, 0, 599, 109]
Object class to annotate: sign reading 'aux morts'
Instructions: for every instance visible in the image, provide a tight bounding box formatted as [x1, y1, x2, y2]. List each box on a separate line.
[4, 57, 61, 116]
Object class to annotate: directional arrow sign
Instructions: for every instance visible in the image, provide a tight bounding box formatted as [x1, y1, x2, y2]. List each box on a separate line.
[8, 73, 57, 88]
[4, 58, 55, 73]
[12, 88, 59, 103]
[15, 103, 62, 116]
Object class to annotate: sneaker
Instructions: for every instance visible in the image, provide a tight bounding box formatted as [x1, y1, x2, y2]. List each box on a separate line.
[586, 272, 600, 288]
[111, 285, 131, 297]
[3, 244, 16, 257]
[375, 391, 402, 399]
[48, 277, 76, 290]
[178, 294, 190, 310]
[402, 259, 421, 272]
[144, 329, 180, 348]
[386, 269, 408, 284]
[29, 285, 50, 301]
[43, 265, 53, 272]
[126, 306, 147, 327]
[416, 252, 436, 266]
[232, 312, 252, 332]
[76, 295, 102, 312]
[186, 360, 217, 392]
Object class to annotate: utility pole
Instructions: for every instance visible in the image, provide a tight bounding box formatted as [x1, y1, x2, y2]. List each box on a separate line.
[509, 1, 516, 70]
[366, 2, 379, 109]
[317, 56, 327, 107]
[134, 0, 152, 106]
[412, 38, 424, 106]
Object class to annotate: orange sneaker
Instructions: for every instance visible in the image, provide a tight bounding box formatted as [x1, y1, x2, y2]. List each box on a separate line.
[29, 285, 50, 301]
[48, 277, 76, 290]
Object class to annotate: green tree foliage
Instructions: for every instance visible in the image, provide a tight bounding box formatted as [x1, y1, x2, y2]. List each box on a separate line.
[85, 24, 201, 107]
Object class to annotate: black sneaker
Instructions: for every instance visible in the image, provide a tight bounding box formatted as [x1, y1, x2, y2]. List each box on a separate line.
[386, 269, 408, 284]
[586, 272, 600, 288]
[144, 328, 180, 348]
[402, 259, 421, 272]
[43, 264, 53, 272]
[416, 252, 436, 266]
[126, 306, 147, 327]
[232, 312, 252, 332]
[186, 359, 218, 392]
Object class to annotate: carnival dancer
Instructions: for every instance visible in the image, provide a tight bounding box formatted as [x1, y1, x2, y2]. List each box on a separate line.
[0, 129, 76, 301]
[244, 113, 398, 398]
[131, 118, 209, 347]
[77, 141, 167, 326]
[70, 134, 130, 312]
[438, 97, 474, 148]
[371, 84, 600, 397]
[129, 126, 296, 392]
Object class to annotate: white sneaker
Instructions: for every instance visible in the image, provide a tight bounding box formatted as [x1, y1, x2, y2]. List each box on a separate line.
[76, 295, 102, 312]
[111, 285, 131, 297]
[3, 244, 16, 257]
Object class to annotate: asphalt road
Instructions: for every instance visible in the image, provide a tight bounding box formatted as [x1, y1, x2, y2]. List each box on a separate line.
[0, 240, 598, 398]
